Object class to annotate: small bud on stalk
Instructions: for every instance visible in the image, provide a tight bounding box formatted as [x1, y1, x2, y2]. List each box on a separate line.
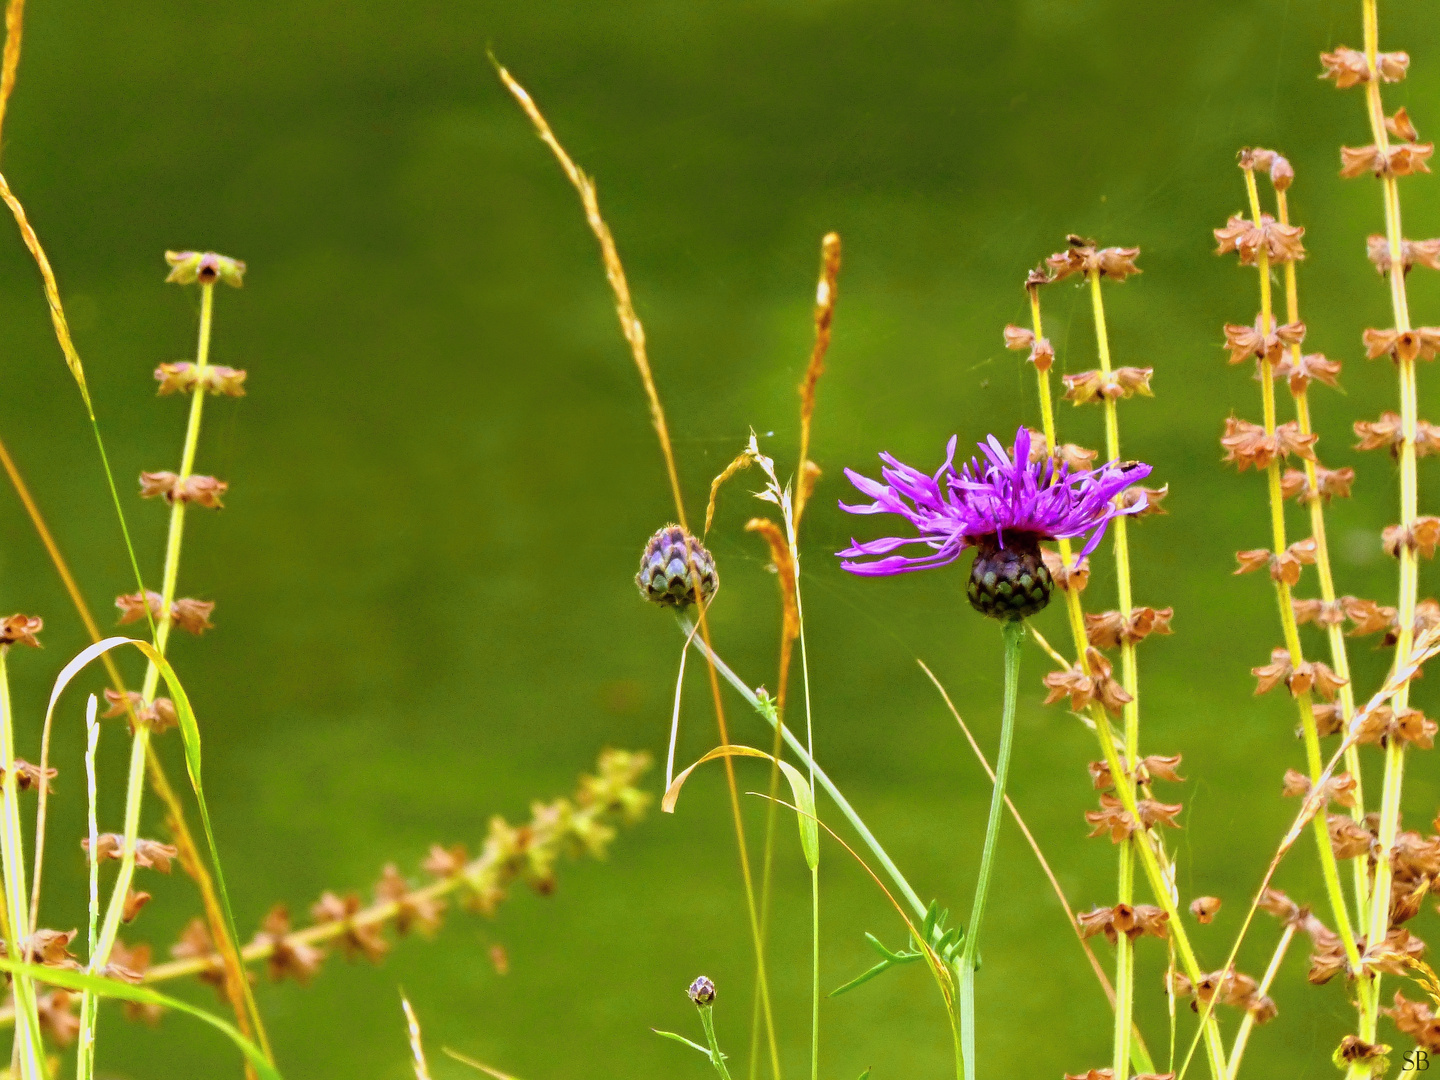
[687, 975, 716, 1006]
[636, 525, 717, 609]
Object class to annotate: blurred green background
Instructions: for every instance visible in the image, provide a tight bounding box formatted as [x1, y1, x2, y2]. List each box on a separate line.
[0, 0, 1433, 1076]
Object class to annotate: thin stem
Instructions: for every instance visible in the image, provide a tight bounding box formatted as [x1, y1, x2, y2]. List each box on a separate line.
[1088, 268, 1139, 1080]
[1274, 186, 1370, 916]
[1241, 167, 1367, 995]
[700, 1005, 735, 1080]
[1226, 924, 1295, 1079]
[0, 648, 43, 1079]
[678, 617, 927, 920]
[958, 620, 1024, 1080]
[1353, 0, 1419, 1052]
[810, 865, 820, 1080]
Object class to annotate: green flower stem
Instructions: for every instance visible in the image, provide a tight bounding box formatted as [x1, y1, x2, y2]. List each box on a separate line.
[80, 281, 218, 1077]
[1274, 187, 1371, 919]
[700, 1004, 735, 1080]
[677, 616, 927, 921]
[957, 620, 1023, 1080]
[1241, 167, 1367, 1004]
[0, 648, 45, 1078]
[1089, 267, 1141, 1080]
[810, 865, 820, 1080]
[1352, 0, 1420, 1061]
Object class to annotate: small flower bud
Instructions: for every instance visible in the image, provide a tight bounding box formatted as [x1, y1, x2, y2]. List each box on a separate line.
[164, 250, 246, 288]
[636, 526, 718, 609]
[688, 975, 716, 1006]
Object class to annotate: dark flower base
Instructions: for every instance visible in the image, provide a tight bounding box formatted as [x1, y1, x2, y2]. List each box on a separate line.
[966, 535, 1052, 621]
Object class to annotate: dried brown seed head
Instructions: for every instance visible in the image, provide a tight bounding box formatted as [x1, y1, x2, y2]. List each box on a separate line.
[1213, 213, 1306, 264]
[1190, 896, 1221, 924]
[1041, 548, 1089, 593]
[1367, 235, 1440, 276]
[0, 614, 41, 649]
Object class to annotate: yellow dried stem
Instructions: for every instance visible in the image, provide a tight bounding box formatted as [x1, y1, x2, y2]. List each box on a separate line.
[745, 519, 798, 644]
[706, 447, 757, 535]
[794, 232, 841, 530]
[496, 62, 780, 1076]
[495, 63, 687, 528]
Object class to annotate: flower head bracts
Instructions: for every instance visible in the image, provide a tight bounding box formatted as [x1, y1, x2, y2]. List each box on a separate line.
[164, 251, 246, 288]
[155, 362, 247, 397]
[838, 427, 1152, 576]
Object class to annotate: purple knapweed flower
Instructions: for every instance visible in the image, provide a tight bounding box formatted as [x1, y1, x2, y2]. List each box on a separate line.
[838, 427, 1152, 619]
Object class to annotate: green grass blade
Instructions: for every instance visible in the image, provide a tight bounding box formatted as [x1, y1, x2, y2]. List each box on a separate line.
[0, 954, 279, 1079]
[42, 636, 264, 1064]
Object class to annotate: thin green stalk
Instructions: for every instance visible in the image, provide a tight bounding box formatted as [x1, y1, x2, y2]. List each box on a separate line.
[677, 616, 927, 921]
[1274, 184, 1370, 918]
[80, 281, 220, 1068]
[958, 620, 1023, 1080]
[1088, 267, 1140, 1080]
[1240, 168, 1366, 995]
[0, 648, 43, 1079]
[700, 1004, 735, 1080]
[1353, 0, 1419, 1056]
[810, 865, 819, 1080]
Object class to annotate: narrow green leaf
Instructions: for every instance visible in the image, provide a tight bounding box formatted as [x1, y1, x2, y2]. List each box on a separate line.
[653, 1029, 715, 1057]
[857, 1069, 872, 1080]
[829, 960, 893, 998]
[0, 955, 279, 1079]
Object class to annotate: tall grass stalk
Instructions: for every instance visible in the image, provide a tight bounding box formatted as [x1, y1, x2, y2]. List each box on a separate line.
[1086, 267, 1142, 1080]
[1026, 269, 1218, 1077]
[497, 62, 782, 1075]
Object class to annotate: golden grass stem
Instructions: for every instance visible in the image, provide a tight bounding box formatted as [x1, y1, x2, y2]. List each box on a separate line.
[496, 62, 780, 1076]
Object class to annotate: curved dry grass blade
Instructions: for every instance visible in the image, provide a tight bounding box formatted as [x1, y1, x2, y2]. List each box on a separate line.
[665, 744, 818, 870]
[706, 446, 757, 535]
